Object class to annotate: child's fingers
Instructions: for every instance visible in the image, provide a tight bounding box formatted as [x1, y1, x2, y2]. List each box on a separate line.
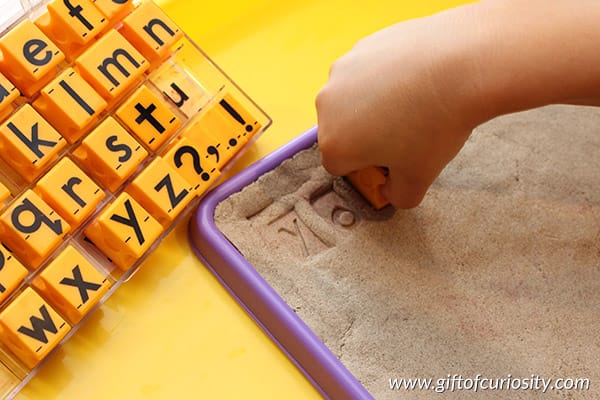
[317, 128, 378, 177]
[319, 146, 370, 177]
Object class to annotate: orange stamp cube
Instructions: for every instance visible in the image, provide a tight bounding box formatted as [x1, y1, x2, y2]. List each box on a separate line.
[0, 190, 70, 269]
[182, 114, 244, 171]
[33, 245, 111, 324]
[183, 95, 261, 170]
[218, 94, 262, 138]
[84, 192, 162, 270]
[35, 0, 109, 60]
[0, 104, 67, 183]
[162, 137, 221, 195]
[127, 156, 194, 226]
[0, 19, 65, 97]
[346, 167, 390, 210]
[115, 85, 181, 151]
[72, 116, 148, 192]
[33, 67, 107, 143]
[35, 157, 106, 228]
[120, 1, 183, 65]
[75, 29, 149, 104]
[0, 287, 70, 369]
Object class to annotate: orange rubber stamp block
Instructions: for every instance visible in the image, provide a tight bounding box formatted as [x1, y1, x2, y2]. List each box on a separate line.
[183, 95, 262, 169]
[115, 85, 181, 151]
[0, 104, 67, 183]
[346, 167, 390, 210]
[75, 29, 149, 105]
[84, 192, 162, 270]
[72, 116, 148, 192]
[32, 245, 112, 324]
[162, 137, 221, 196]
[33, 67, 107, 143]
[35, 0, 109, 61]
[183, 111, 246, 170]
[218, 94, 263, 139]
[34, 157, 106, 229]
[126, 156, 194, 226]
[0, 190, 70, 269]
[119, 0, 183, 67]
[0, 19, 65, 97]
[0, 287, 70, 369]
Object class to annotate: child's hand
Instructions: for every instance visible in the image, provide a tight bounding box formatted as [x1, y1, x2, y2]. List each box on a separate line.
[316, 4, 486, 208]
[316, 0, 600, 208]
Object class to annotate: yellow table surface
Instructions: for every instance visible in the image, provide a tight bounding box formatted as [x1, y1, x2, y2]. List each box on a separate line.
[17, 1, 470, 398]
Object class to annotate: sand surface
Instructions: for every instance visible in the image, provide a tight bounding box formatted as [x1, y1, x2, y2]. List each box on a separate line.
[215, 105, 600, 399]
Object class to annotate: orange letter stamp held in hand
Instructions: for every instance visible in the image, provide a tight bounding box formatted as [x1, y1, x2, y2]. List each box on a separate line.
[346, 167, 390, 209]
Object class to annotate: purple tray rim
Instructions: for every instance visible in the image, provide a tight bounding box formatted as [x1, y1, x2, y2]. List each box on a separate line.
[189, 126, 374, 400]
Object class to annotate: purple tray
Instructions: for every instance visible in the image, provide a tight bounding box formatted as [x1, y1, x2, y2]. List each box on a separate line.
[189, 126, 373, 399]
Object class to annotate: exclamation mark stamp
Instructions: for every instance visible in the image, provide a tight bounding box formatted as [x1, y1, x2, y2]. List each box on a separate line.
[219, 98, 255, 134]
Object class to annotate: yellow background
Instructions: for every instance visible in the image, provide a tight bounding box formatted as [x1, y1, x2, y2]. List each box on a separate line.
[18, 0, 470, 398]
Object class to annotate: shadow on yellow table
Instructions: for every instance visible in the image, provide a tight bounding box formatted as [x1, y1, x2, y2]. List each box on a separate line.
[17, 0, 470, 398]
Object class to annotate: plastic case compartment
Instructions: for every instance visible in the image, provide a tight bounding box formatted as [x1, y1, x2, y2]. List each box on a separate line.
[0, 0, 270, 397]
